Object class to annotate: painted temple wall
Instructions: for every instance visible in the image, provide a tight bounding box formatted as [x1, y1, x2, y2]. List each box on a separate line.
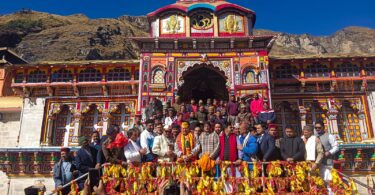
[18, 98, 45, 147]
[0, 171, 55, 195]
[0, 112, 21, 147]
[367, 91, 375, 134]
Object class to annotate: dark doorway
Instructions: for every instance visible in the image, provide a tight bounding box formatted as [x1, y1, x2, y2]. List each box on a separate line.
[178, 66, 228, 102]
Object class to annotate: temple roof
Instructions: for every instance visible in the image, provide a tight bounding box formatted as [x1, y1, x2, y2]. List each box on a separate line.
[270, 53, 375, 60]
[147, 0, 256, 18]
[0, 48, 28, 65]
[8, 59, 139, 67]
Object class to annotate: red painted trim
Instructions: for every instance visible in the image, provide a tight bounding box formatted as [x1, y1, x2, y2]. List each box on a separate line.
[159, 33, 186, 38]
[191, 33, 214, 37]
[216, 4, 255, 15]
[147, 5, 187, 18]
[234, 84, 268, 90]
[218, 32, 246, 37]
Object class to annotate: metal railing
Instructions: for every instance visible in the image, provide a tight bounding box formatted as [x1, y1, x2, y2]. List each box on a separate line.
[50, 161, 375, 195]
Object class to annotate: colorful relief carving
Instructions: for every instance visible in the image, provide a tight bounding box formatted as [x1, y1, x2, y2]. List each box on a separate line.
[176, 60, 231, 87]
[161, 15, 184, 34]
[219, 14, 244, 34]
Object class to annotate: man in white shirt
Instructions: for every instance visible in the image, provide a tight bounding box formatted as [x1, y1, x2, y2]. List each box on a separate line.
[124, 128, 147, 164]
[140, 119, 157, 162]
[152, 126, 176, 162]
[301, 125, 324, 171]
[315, 120, 339, 194]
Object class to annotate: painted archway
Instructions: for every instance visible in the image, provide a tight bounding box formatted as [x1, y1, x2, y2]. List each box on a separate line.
[178, 64, 228, 102]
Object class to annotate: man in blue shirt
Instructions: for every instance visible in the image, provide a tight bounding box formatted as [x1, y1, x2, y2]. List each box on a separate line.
[237, 122, 258, 170]
[53, 147, 77, 195]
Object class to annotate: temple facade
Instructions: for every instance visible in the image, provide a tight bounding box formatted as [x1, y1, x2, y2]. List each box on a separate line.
[0, 0, 375, 193]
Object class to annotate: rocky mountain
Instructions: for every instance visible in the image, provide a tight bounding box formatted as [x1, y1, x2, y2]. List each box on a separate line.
[0, 10, 374, 62]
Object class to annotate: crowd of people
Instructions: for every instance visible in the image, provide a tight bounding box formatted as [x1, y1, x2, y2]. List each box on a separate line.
[53, 94, 339, 194]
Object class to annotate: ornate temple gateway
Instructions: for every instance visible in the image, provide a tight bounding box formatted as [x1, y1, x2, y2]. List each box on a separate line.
[0, 0, 375, 193]
[134, 0, 273, 112]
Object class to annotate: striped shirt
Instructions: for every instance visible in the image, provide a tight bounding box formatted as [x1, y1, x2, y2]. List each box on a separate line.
[198, 132, 220, 159]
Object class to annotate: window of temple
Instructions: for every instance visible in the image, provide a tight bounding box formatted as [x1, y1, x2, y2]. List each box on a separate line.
[110, 104, 131, 131]
[107, 68, 131, 81]
[337, 100, 362, 143]
[365, 63, 375, 76]
[304, 101, 328, 130]
[274, 64, 299, 79]
[273, 101, 302, 136]
[134, 69, 139, 80]
[242, 68, 258, 84]
[27, 70, 47, 83]
[52, 105, 72, 146]
[305, 63, 330, 77]
[51, 69, 73, 82]
[81, 104, 100, 138]
[14, 72, 24, 83]
[152, 68, 165, 84]
[78, 68, 101, 82]
[336, 63, 360, 77]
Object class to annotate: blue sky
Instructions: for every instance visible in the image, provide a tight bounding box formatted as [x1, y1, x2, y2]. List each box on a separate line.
[0, 0, 374, 35]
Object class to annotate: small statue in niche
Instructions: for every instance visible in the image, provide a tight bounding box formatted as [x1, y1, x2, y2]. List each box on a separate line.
[166, 15, 181, 33]
[224, 15, 239, 33]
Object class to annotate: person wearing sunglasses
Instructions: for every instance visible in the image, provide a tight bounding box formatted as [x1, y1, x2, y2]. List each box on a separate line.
[315, 120, 338, 193]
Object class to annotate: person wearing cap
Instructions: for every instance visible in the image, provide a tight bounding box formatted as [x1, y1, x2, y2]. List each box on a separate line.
[53, 147, 77, 195]
[174, 122, 199, 162]
[101, 125, 126, 165]
[258, 102, 276, 126]
[75, 136, 98, 189]
[237, 104, 251, 124]
[152, 125, 176, 162]
[140, 119, 157, 162]
[301, 125, 324, 171]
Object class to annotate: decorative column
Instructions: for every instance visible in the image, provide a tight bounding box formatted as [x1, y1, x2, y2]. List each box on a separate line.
[101, 102, 112, 136]
[32, 152, 41, 174]
[298, 106, 307, 129]
[327, 98, 341, 142]
[69, 103, 83, 146]
[43, 103, 61, 146]
[354, 148, 364, 171]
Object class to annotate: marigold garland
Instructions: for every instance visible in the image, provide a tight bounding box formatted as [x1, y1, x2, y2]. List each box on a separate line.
[93, 162, 359, 194]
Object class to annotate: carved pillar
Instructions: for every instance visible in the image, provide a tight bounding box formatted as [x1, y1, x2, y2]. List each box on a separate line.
[358, 111, 368, 141]
[44, 116, 55, 146]
[213, 15, 218, 37]
[299, 106, 307, 128]
[69, 103, 83, 146]
[354, 148, 363, 170]
[101, 102, 111, 136]
[18, 152, 25, 174]
[327, 98, 340, 142]
[32, 152, 41, 174]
